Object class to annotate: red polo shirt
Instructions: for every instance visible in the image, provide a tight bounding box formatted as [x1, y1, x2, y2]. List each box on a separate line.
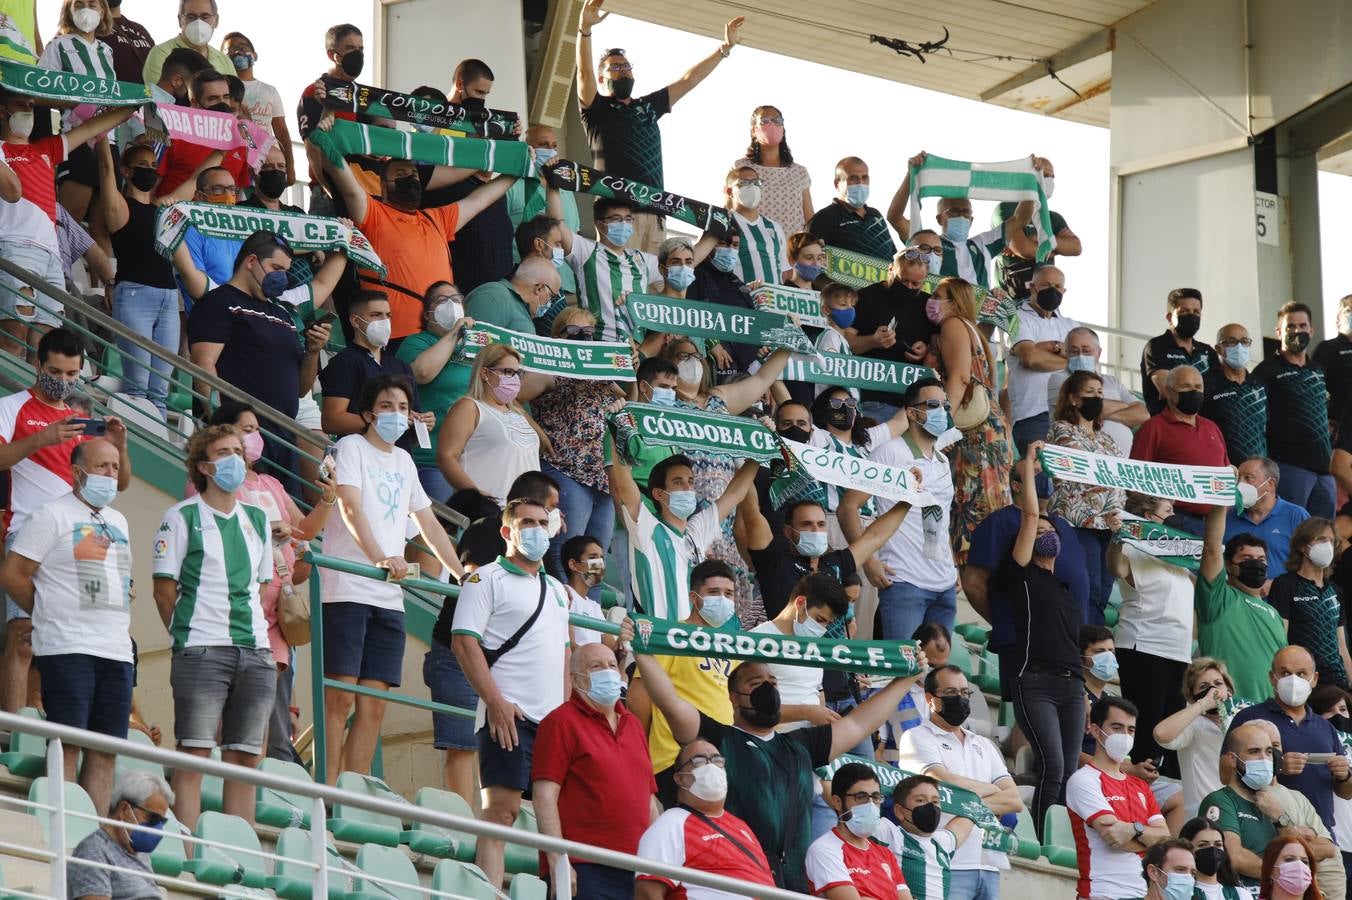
[532, 691, 657, 856]
[1129, 407, 1230, 515]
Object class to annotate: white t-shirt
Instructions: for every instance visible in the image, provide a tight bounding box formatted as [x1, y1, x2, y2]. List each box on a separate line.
[868, 436, 956, 592]
[12, 492, 133, 662]
[242, 78, 284, 132]
[1007, 302, 1078, 424]
[567, 584, 605, 647]
[750, 621, 823, 731]
[625, 501, 720, 622]
[451, 557, 570, 726]
[321, 434, 430, 611]
[1156, 713, 1223, 819]
[1047, 369, 1138, 456]
[1113, 545, 1194, 663]
[896, 717, 1011, 871]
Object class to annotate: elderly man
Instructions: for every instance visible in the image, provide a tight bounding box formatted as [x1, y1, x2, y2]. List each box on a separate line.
[142, 0, 233, 83]
[1223, 457, 1310, 579]
[1140, 287, 1220, 415]
[1202, 322, 1269, 464]
[1130, 366, 1229, 531]
[635, 738, 776, 898]
[1007, 265, 1078, 489]
[69, 771, 174, 900]
[533, 642, 657, 898]
[1046, 326, 1147, 456]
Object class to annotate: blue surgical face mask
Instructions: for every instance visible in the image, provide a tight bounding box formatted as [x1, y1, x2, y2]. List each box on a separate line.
[711, 247, 737, 272]
[605, 220, 634, 247]
[794, 529, 829, 558]
[1067, 354, 1096, 374]
[943, 216, 972, 243]
[665, 265, 696, 291]
[550, 245, 565, 267]
[794, 607, 828, 638]
[842, 801, 880, 837]
[921, 406, 948, 437]
[583, 668, 623, 706]
[828, 307, 856, 329]
[79, 469, 118, 508]
[1159, 871, 1195, 900]
[515, 525, 550, 561]
[1238, 756, 1273, 790]
[125, 805, 165, 853]
[374, 411, 408, 444]
[210, 453, 247, 492]
[698, 594, 735, 628]
[1088, 651, 1118, 681]
[844, 184, 869, 208]
[533, 147, 557, 165]
[648, 385, 677, 406]
[1224, 342, 1250, 369]
[664, 489, 698, 520]
[796, 262, 824, 281]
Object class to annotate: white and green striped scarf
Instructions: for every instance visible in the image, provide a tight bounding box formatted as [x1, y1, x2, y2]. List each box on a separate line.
[908, 155, 1054, 260]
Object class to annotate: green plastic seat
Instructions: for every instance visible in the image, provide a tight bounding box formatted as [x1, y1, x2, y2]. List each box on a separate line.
[953, 623, 989, 646]
[431, 859, 496, 899]
[114, 728, 164, 780]
[330, 773, 405, 847]
[345, 844, 421, 900]
[0, 708, 47, 777]
[149, 813, 190, 878]
[503, 806, 539, 876]
[510, 872, 548, 899]
[973, 648, 1001, 695]
[183, 811, 268, 889]
[1011, 810, 1044, 861]
[1042, 804, 1078, 868]
[268, 826, 350, 900]
[255, 758, 313, 829]
[27, 777, 98, 848]
[403, 786, 473, 860]
[948, 640, 973, 675]
[200, 747, 224, 814]
[1104, 605, 1119, 628]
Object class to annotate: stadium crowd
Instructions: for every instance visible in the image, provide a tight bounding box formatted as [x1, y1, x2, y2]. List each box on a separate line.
[3, 0, 1352, 898]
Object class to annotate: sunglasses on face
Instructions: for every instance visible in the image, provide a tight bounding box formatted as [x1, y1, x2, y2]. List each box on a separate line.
[756, 116, 784, 126]
[910, 399, 952, 411]
[827, 397, 858, 410]
[562, 325, 595, 340]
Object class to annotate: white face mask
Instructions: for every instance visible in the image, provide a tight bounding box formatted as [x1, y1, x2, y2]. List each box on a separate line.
[1308, 540, 1335, 569]
[733, 184, 762, 209]
[72, 7, 102, 33]
[6, 110, 34, 139]
[432, 300, 463, 331]
[1099, 730, 1134, 763]
[362, 316, 392, 348]
[677, 357, 703, 384]
[685, 764, 727, 802]
[183, 18, 214, 45]
[1277, 673, 1312, 707]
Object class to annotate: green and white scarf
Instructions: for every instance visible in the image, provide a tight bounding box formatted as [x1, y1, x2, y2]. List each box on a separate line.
[154, 202, 386, 276]
[544, 160, 732, 239]
[607, 402, 784, 466]
[320, 78, 517, 138]
[753, 284, 827, 329]
[310, 118, 536, 178]
[907, 155, 1055, 261]
[0, 58, 148, 106]
[1038, 445, 1240, 507]
[624, 293, 814, 355]
[825, 245, 891, 289]
[779, 438, 939, 511]
[919, 273, 1021, 337]
[456, 322, 634, 382]
[1113, 516, 1201, 572]
[783, 349, 935, 396]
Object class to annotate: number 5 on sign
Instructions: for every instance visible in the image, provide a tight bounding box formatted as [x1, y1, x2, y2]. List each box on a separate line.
[1255, 191, 1280, 246]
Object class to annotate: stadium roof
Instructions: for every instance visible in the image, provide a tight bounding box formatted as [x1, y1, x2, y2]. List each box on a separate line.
[606, 0, 1159, 128]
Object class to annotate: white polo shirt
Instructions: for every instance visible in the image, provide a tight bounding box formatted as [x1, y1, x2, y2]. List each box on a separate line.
[896, 716, 1012, 872]
[1008, 301, 1078, 424]
[868, 436, 956, 592]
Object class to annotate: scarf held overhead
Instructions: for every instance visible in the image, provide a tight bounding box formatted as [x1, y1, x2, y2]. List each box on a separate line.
[783, 348, 935, 396]
[0, 58, 148, 105]
[155, 103, 274, 171]
[320, 78, 518, 138]
[607, 402, 785, 466]
[752, 284, 827, 329]
[456, 322, 635, 382]
[1038, 445, 1239, 507]
[311, 118, 536, 177]
[623, 293, 814, 355]
[907, 155, 1055, 260]
[543, 160, 731, 239]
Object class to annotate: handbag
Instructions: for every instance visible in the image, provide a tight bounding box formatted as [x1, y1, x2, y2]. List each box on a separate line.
[951, 318, 993, 432]
[276, 545, 311, 646]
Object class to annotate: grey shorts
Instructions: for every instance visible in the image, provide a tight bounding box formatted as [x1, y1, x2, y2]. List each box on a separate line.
[171, 645, 276, 754]
[0, 240, 64, 327]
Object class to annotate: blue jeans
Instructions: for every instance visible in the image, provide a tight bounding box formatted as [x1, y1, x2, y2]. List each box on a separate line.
[1012, 412, 1051, 496]
[949, 867, 1001, 900]
[877, 581, 956, 642]
[112, 280, 180, 418]
[417, 464, 454, 506]
[1277, 461, 1337, 519]
[543, 461, 615, 583]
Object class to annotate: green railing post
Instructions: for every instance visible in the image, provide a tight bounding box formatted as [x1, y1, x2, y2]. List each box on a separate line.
[309, 574, 327, 784]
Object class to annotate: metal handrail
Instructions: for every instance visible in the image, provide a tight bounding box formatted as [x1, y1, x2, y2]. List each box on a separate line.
[0, 711, 811, 900]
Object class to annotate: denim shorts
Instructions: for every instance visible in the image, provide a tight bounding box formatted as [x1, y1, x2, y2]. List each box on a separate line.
[33, 653, 133, 738]
[170, 645, 276, 754]
[478, 719, 539, 797]
[321, 603, 405, 687]
[0, 240, 64, 327]
[423, 642, 479, 750]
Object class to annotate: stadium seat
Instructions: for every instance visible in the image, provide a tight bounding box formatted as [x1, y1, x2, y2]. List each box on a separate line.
[510, 872, 548, 899]
[330, 773, 405, 846]
[403, 786, 473, 860]
[183, 811, 268, 889]
[27, 777, 98, 847]
[1104, 605, 1119, 628]
[255, 758, 313, 829]
[504, 806, 540, 875]
[972, 649, 1001, 695]
[268, 826, 350, 900]
[953, 623, 988, 646]
[149, 813, 190, 878]
[345, 844, 421, 900]
[114, 728, 164, 780]
[1011, 810, 1044, 861]
[431, 859, 496, 899]
[948, 640, 973, 675]
[0, 708, 47, 777]
[1041, 805, 1078, 868]
[200, 747, 224, 814]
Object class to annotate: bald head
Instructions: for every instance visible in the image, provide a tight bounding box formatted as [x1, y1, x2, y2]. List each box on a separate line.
[511, 256, 562, 311]
[675, 738, 720, 770]
[570, 642, 617, 674]
[524, 124, 557, 150]
[1030, 266, 1065, 291]
[1224, 723, 1273, 770]
[1272, 645, 1316, 679]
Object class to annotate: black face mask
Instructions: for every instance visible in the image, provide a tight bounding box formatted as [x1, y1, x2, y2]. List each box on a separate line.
[1174, 313, 1201, 339]
[1077, 396, 1104, 421]
[936, 694, 970, 727]
[609, 76, 635, 100]
[1331, 714, 1352, 733]
[1035, 286, 1063, 312]
[1194, 846, 1226, 877]
[827, 409, 855, 430]
[256, 169, 287, 200]
[206, 102, 232, 114]
[739, 681, 781, 728]
[1235, 558, 1268, 589]
[1174, 390, 1203, 415]
[908, 802, 942, 834]
[1163, 514, 1192, 532]
[778, 426, 811, 444]
[128, 167, 158, 193]
[388, 174, 422, 207]
[1284, 331, 1311, 353]
[340, 49, 364, 78]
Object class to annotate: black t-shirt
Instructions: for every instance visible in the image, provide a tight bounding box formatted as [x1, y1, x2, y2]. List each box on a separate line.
[1268, 572, 1347, 687]
[1313, 334, 1352, 425]
[999, 559, 1083, 674]
[748, 532, 857, 620]
[579, 88, 671, 188]
[851, 280, 937, 405]
[698, 712, 832, 892]
[806, 200, 897, 261]
[186, 284, 304, 417]
[106, 17, 154, 83]
[1252, 354, 1333, 473]
[317, 345, 423, 453]
[418, 176, 514, 296]
[1201, 368, 1268, 463]
[991, 203, 1070, 299]
[1140, 331, 1219, 414]
[111, 198, 177, 289]
[688, 264, 759, 377]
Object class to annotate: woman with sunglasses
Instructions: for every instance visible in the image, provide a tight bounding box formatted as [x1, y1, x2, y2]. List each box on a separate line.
[734, 105, 813, 236]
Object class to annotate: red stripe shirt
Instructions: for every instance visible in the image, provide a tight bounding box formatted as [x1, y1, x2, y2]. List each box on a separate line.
[2, 136, 66, 224]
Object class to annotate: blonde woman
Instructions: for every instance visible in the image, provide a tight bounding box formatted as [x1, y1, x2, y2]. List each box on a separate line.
[932, 276, 1011, 563]
[436, 344, 546, 507]
[1153, 658, 1235, 819]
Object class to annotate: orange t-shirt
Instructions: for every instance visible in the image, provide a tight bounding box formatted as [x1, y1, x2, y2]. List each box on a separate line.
[356, 198, 460, 339]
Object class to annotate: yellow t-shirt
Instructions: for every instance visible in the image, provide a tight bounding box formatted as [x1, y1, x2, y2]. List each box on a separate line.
[640, 653, 735, 772]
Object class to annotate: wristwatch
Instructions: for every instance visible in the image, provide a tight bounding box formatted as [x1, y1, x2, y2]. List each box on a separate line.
[1132, 822, 1144, 838]
[1277, 813, 1294, 828]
